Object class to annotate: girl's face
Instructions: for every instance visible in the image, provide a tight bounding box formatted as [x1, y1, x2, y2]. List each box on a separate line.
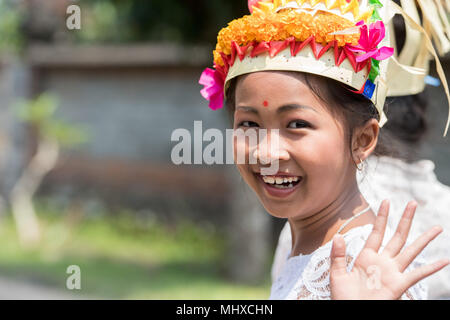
[233, 71, 357, 219]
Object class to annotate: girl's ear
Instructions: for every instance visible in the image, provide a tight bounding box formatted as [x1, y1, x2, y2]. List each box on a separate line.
[351, 118, 379, 164]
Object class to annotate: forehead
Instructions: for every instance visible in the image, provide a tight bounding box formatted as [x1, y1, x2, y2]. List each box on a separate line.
[236, 71, 305, 92]
[234, 71, 325, 111]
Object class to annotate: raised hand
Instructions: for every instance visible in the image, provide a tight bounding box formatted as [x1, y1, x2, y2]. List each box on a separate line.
[329, 200, 449, 300]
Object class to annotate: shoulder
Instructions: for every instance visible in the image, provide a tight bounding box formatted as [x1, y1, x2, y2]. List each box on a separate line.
[271, 222, 292, 282]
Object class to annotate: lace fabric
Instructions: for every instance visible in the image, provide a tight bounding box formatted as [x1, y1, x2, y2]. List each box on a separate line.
[269, 224, 428, 300]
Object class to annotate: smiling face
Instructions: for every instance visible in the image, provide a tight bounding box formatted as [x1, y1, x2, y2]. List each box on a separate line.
[232, 71, 363, 219]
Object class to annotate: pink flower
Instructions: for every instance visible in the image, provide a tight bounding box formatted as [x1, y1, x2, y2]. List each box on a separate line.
[248, 0, 260, 13]
[248, 0, 273, 13]
[347, 20, 394, 63]
[199, 67, 225, 111]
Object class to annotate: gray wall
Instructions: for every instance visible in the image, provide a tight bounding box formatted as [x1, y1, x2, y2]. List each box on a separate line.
[39, 67, 229, 165]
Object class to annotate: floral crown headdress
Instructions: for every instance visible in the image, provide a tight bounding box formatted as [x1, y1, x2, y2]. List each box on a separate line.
[199, 0, 450, 137]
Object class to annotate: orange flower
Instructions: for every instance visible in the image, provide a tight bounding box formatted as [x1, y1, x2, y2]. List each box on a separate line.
[213, 9, 359, 67]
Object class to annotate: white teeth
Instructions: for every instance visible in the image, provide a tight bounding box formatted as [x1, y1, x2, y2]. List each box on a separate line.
[262, 176, 275, 184]
[262, 175, 301, 187]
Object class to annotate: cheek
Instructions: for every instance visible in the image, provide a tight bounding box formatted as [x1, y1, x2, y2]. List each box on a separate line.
[235, 163, 260, 195]
[235, 164, 247, 179]
[294, 130, 349, 179]
[233, 135, 250, 165]
[233, 137, 255, 184]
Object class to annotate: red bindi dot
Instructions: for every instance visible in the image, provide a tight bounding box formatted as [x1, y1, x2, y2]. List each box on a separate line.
[263, 100, 269, 107]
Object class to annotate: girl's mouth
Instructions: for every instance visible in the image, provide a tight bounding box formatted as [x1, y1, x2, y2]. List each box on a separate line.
[254, 173, 303, 198]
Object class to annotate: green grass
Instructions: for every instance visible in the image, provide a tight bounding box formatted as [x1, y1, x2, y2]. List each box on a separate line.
[0, 205, 271, 299]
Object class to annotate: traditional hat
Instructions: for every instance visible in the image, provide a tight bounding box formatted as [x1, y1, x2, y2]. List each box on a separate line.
[199, 0, 450, 136]
[386, 0, 450, 98]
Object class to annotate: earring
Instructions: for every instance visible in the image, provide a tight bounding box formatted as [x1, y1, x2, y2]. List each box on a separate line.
[356, 156, 364, 171]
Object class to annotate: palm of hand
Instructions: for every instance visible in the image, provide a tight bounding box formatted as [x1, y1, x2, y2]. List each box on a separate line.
[330, 200, 449, 300]
[331, 247, 406, 300]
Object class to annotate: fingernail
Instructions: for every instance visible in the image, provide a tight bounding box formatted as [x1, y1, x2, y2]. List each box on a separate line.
[408, 200, 418, 207]
[333, 234, 344, 243]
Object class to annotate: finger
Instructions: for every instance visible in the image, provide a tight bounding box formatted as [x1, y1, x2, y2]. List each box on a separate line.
[403, 259, 450, 292]
[330, 234, 348, 277]
[396, 225, 443, 272]
[382, 201, 417, 257]
[363, 199, 390, 252]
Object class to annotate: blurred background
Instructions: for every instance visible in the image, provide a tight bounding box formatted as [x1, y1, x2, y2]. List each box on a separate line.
[0, 0, 448, 299]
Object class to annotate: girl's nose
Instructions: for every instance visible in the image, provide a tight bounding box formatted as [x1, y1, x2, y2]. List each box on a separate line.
[252, 132, 290, 164]
[252, 148, 290, 164]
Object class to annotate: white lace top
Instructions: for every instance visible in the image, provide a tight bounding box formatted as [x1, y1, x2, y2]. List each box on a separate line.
[269, 224, 428, 300]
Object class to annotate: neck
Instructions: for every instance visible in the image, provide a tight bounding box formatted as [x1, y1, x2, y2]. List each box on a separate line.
[288, 181, 374, 256]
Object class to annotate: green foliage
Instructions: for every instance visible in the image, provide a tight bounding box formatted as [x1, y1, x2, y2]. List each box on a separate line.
[75, 0, 248, 44]
[14, 93, 89, 148]
[0, 0, 249, 46]
[16, 93, 58, 124]
[0, 0, 23, 53]
[76, 1, 126, 43]
[0, 203, 271, 299]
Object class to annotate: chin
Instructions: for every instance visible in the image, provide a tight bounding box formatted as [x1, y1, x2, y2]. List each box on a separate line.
[262, 200, 302, 219]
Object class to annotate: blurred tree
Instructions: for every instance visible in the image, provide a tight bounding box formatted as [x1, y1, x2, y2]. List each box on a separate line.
[0, 0, 23, 224]
[74, 0, 248, 44]
[3, 0, 249, 45]
[11, 93, 88, 247]
[20, 0, 67, 44]
[0, 0, 23, 53]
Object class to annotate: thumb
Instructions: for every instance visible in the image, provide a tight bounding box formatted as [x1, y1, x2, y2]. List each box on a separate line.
[330, 234, 348, 277]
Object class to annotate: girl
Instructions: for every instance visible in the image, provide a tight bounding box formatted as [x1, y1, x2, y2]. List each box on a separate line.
[199, 0, 450, 299]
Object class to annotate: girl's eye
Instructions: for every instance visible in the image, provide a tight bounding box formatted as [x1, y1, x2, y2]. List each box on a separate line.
[288, 120, 310, 129]
[238, 121, 259, 128]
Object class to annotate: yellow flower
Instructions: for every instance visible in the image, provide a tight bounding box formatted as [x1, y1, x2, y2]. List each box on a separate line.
[213, 9, 359, 66]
